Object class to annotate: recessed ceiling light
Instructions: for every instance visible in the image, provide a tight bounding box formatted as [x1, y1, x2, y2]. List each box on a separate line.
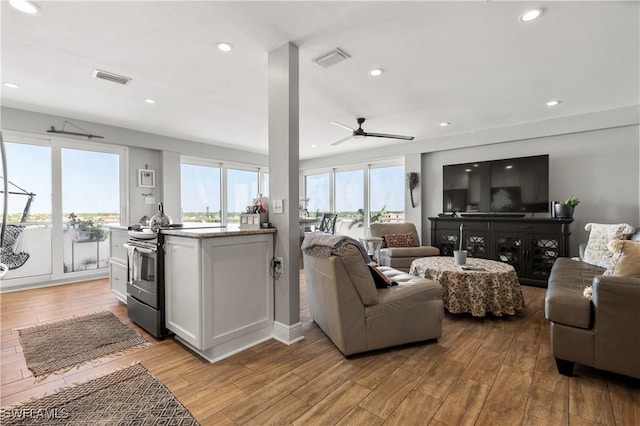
[311, 144, 317, 148]
[9, 0, 41, 15]
[3, 82, 20, 89]
[369, 68, 383, 77]
[144, 98, 156, 104]
[506, 165, 514, 169]
[465, 169, 472, 172]
[217, 42, 232, 52]
[520, 8, 542, 22]
[440, 122, 450, 127]
[546, 100, 561, 107]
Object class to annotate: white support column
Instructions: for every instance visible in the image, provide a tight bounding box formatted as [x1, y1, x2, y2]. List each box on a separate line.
[268, 42, 303, 344]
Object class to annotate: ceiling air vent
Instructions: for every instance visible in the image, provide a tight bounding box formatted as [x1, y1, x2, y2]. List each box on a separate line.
[313, 48, 350, 68]
[92, 69, 132, 85]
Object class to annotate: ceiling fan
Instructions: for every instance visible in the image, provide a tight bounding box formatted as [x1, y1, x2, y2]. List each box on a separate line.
[330, 117, 414, 146]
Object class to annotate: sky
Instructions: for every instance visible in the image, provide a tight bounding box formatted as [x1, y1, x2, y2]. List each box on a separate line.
[1, 142, 120, 216]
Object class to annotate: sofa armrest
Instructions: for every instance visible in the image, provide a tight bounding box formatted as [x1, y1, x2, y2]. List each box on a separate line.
[591, 275, 640, 377]
[579, 243, 587, 259]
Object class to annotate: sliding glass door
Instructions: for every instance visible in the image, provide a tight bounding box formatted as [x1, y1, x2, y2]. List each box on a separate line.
[0, 140, 52, 280]
[61, 148, 120, 273]
[1, 134, 125, 287]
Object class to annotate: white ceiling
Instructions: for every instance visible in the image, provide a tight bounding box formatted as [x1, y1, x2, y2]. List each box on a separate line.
[2, 1, 638, 160]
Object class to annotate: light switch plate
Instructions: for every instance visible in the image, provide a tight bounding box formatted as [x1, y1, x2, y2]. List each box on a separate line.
[273, 199, 284, 214]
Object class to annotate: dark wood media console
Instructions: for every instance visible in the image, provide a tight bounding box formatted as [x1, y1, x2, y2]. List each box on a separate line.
[429, 216, 573, 287]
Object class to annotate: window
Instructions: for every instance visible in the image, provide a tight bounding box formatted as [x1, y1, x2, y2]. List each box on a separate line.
[370, 165, 405, 223]
[62, 148, 120, 273]
[302, 160, 405, 237]
[181, 163, 221, 224]
[181, 157, 263, 226]
[227, 168, 258, 223]
[335, 169, 364, 238]
[304, 173, 329, 216]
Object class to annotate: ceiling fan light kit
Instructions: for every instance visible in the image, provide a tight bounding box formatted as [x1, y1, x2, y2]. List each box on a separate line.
[331, 117, 414, 146]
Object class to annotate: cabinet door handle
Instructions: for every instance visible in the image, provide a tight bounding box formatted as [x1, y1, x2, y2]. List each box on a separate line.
[520, 226, 533, 229]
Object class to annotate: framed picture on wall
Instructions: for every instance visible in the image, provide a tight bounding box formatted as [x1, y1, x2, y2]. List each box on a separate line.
[138, 169, 155, 188]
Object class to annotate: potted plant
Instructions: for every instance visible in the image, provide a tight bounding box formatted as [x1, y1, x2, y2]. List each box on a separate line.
[554, 196, 580, 218]
[453, 223, 467, 265]
[70, 214, 107, 242]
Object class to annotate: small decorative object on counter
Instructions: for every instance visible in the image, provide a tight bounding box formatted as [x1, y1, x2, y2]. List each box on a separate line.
[453, 223, 467, 265]
[241, 194, 269, 229]
[150, 202, 172, 232]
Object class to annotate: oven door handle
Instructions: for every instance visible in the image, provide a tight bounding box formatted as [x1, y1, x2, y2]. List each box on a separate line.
[123, 243, 156, 254]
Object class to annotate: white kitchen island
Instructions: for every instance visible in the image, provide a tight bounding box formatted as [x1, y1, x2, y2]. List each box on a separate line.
[161, 225, 276, 363]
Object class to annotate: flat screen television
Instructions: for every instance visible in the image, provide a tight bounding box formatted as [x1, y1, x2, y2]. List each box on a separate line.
[442, 154, 549, 214]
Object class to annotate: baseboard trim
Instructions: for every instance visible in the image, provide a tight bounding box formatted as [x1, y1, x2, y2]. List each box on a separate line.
[272, 321, 305, 345]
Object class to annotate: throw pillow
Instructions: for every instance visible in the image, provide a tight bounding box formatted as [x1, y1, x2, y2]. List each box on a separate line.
[368, 262, 391, 288]
[582, 223, 635, 269]
[384, 233, 415, 248]
[605, 240, 640, 277]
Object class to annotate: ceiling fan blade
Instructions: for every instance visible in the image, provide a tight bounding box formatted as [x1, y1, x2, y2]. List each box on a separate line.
[365, 132, 415, 141]
[331, 121, 356, 132]
[331, 135, 353, 146]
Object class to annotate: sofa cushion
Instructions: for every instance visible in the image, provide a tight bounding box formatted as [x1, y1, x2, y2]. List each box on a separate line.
[545, 257, 604, 329]
[582, 223, 635, 268]
[606, 240, 640, 277]
[384, 233, 415, 248]
[366, 276, 442, 319]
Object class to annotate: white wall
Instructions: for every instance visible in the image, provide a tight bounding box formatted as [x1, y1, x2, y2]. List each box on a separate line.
[421, 125, 640, 256]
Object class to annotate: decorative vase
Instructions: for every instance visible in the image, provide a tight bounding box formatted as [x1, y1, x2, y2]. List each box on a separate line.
[554, 203, 574, 218]
[453, 250, 467, 266]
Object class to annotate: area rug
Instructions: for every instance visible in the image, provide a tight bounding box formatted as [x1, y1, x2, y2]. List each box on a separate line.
[18, 311, 148, 378]
[0, 363, 199, 425]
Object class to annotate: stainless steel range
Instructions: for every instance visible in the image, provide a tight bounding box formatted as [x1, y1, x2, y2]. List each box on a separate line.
[124, 233, 171, 338]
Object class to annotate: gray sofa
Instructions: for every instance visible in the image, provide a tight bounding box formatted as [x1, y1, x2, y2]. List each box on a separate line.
[544, 231, 640, 379]
[303, 240, 444, 356]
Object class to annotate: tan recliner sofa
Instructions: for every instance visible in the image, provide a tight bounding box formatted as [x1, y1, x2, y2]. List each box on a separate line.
[369, 222, 440, 272]
[303, 239, 444, 356]
[545, 230, 640, 379]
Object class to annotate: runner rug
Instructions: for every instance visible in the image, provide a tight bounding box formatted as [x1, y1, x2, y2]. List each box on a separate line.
[18, 311, 148, 378]
[0, 363, 199, 425]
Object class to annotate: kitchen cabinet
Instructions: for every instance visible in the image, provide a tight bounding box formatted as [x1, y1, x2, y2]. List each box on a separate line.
[108, 228, 128, 303]
[163, 228, 275, 363]
[429, 217, 572, 287]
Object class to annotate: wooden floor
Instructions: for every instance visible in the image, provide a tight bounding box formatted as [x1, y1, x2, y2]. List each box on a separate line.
[1, 275, 639, 425]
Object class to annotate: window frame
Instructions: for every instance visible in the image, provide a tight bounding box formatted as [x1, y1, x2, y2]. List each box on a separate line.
[301, 158, 404, 234]
[181, 155, 267, 226]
